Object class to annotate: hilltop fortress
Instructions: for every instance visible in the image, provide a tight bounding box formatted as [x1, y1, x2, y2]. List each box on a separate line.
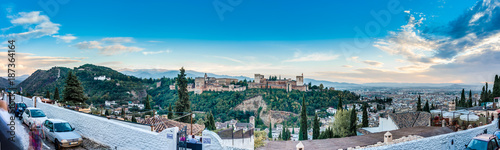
[248, 74, 308, 92]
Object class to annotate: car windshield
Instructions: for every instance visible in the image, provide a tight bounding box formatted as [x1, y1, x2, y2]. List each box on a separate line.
[466, 139, 488, 150]
[17, 103, 26, 108]
[54, 123, 73, 132]
[30, 110, 46, 117]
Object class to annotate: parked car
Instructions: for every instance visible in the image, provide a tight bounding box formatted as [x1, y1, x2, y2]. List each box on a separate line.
[10, 102, 27, 119]
[465, 134, 500, 150]
[22, 107, 48, 129]
[42, 119, 83, 149]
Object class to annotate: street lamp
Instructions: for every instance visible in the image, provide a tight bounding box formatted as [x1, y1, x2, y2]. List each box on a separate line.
[190, 113, 195, 135]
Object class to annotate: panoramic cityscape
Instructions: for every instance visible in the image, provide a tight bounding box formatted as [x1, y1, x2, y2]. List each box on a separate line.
[2, 0, 500, 150]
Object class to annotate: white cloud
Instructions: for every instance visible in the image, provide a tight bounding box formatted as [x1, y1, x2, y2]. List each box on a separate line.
[2, 11, 62, 41]
[52, 34, 77, 43]
[101, 37, 134, 43]
[210, 56, 244, 64]
[362, 60, 384, 67]
[284, 51, 339, 62]
[100, 44, 144, 56]
[342, 65, 353, 68]
[142, 50, 172, 55]
[74, 37, 144, 55]
[0, 52, 80, 76]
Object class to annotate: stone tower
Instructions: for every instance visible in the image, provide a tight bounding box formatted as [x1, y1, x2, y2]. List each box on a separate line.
[296, 74, 304, 86]
[249, 116, 255, 127]
[449, 101, 456, 112]
[255, 74, 264, 83]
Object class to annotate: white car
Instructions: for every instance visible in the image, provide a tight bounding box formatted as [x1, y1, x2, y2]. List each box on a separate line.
[42, 119, 83, 149]
[22, 107, 48, 128]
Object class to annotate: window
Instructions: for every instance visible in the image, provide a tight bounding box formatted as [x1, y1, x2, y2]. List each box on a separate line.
[25, 110, 29, 115]
[489, 139, 499, 150]
[30, 110, 46, 117]
[54, 123, 73, 132]
[47, 122, 53, 130]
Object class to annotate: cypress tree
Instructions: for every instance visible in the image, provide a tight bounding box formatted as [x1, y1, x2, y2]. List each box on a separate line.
[460, 89, 466, 107]
[54, 87, 60, 101]
[132, 116, 137, 123]
[423, 100, 430, 112]
[416, 95, 422, 111]
[121, 108, 126, 118]
[299, 94, 308, 140]
[349, 105, 357, 136]
[469, 90, 473, 107]
[362, 103, 369, 127]
[338, 95, 343, 111]
[493, 75, 500, 98]
[268, 122, 273, 139]
[63, 71, 87, 105]
[313, 113, 320, 139]
[144, 95, 151, 110]
[175, 67, 191, 123]
[45, 91, 50, 99]
[168, 104, 174, 120]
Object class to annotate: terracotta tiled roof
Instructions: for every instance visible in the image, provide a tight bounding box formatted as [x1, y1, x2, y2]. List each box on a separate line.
[388, 112, 431, 129]
[141, 116, 205, 134]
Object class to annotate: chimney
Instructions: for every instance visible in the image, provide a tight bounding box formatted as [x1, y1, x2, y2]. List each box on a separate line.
[296, 141, 304, 150]
[384, 132, 393, 144]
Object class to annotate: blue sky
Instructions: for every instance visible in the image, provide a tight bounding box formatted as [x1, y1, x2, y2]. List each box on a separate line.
[1, 0, 499, 84]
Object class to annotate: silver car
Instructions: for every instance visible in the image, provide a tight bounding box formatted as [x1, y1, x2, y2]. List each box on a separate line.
[22, 107, 48, 128]
[42, 119, 83, 149]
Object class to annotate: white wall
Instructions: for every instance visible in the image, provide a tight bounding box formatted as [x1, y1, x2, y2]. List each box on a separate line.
[17, 95, 178, 150]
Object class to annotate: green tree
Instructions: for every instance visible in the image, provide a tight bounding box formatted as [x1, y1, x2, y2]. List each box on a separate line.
[144, 95, 151, 110]
[63, 71, 87, 105]
[349, 105, 357, 136]
[332, 109, 350, 137]
[416, 95, 422, 111]
[105, 109, 109, 116]
[423, 100, 430, 112]
[460, 89, 466, 107]
[493, 75, 500, 98]
[204, 112, 216, 130]
[175, 67, 191, 123]
[469, 90, 473, 107]
[362, 103, 369, 127]
[132, 116, 137, 123]
[268, 122, 273, 139]
[299, 95, 308, 141]
[313, 113, 320, 139]
[167, 104, 174, 119]
[121, 108, 126, 118]
[54, 87, 60, 101]
[45, 91, 50, 99]
[338, 95, 343, 111]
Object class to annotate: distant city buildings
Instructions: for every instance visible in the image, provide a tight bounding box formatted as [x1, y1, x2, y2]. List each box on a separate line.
[94, 75, 111, 81]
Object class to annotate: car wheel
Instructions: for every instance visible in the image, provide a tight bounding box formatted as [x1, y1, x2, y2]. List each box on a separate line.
[55, 139, 62, 150]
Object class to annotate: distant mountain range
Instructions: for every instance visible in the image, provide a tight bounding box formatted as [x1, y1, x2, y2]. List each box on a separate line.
[119, 69, 482, 90]
[120, 69, 253, 81]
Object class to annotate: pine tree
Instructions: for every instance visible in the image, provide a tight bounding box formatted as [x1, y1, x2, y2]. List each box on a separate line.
[268, 123, 273, 139]
[54, 87, 60, 101]
[45, 91, 50, 99]
[423, 100, 430, 112]
[167, 104, 174, 119]
[313, 113, 320, 139]
[132, 116, 137, 123]
[299, 94, 308, 141]
[105, 109, 109, 116]
[63, 71, 87, 105]
[362, 103, 369, 127]
[349, 105, 357, 136]
[416, 95, 422, 111]
[144, 95, 151, 110]
[175, 67, 191, 123]
[204, 112, 216, 130]
[481, 85, 486, 105]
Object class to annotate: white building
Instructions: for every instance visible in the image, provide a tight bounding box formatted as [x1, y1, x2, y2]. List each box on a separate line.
[105, 100, 116, 107]
[94, 75, 111, 81]
[326, 107, 337, 114]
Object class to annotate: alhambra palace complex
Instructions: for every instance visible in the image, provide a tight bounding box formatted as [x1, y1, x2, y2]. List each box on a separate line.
[173, 73, 308, 94]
